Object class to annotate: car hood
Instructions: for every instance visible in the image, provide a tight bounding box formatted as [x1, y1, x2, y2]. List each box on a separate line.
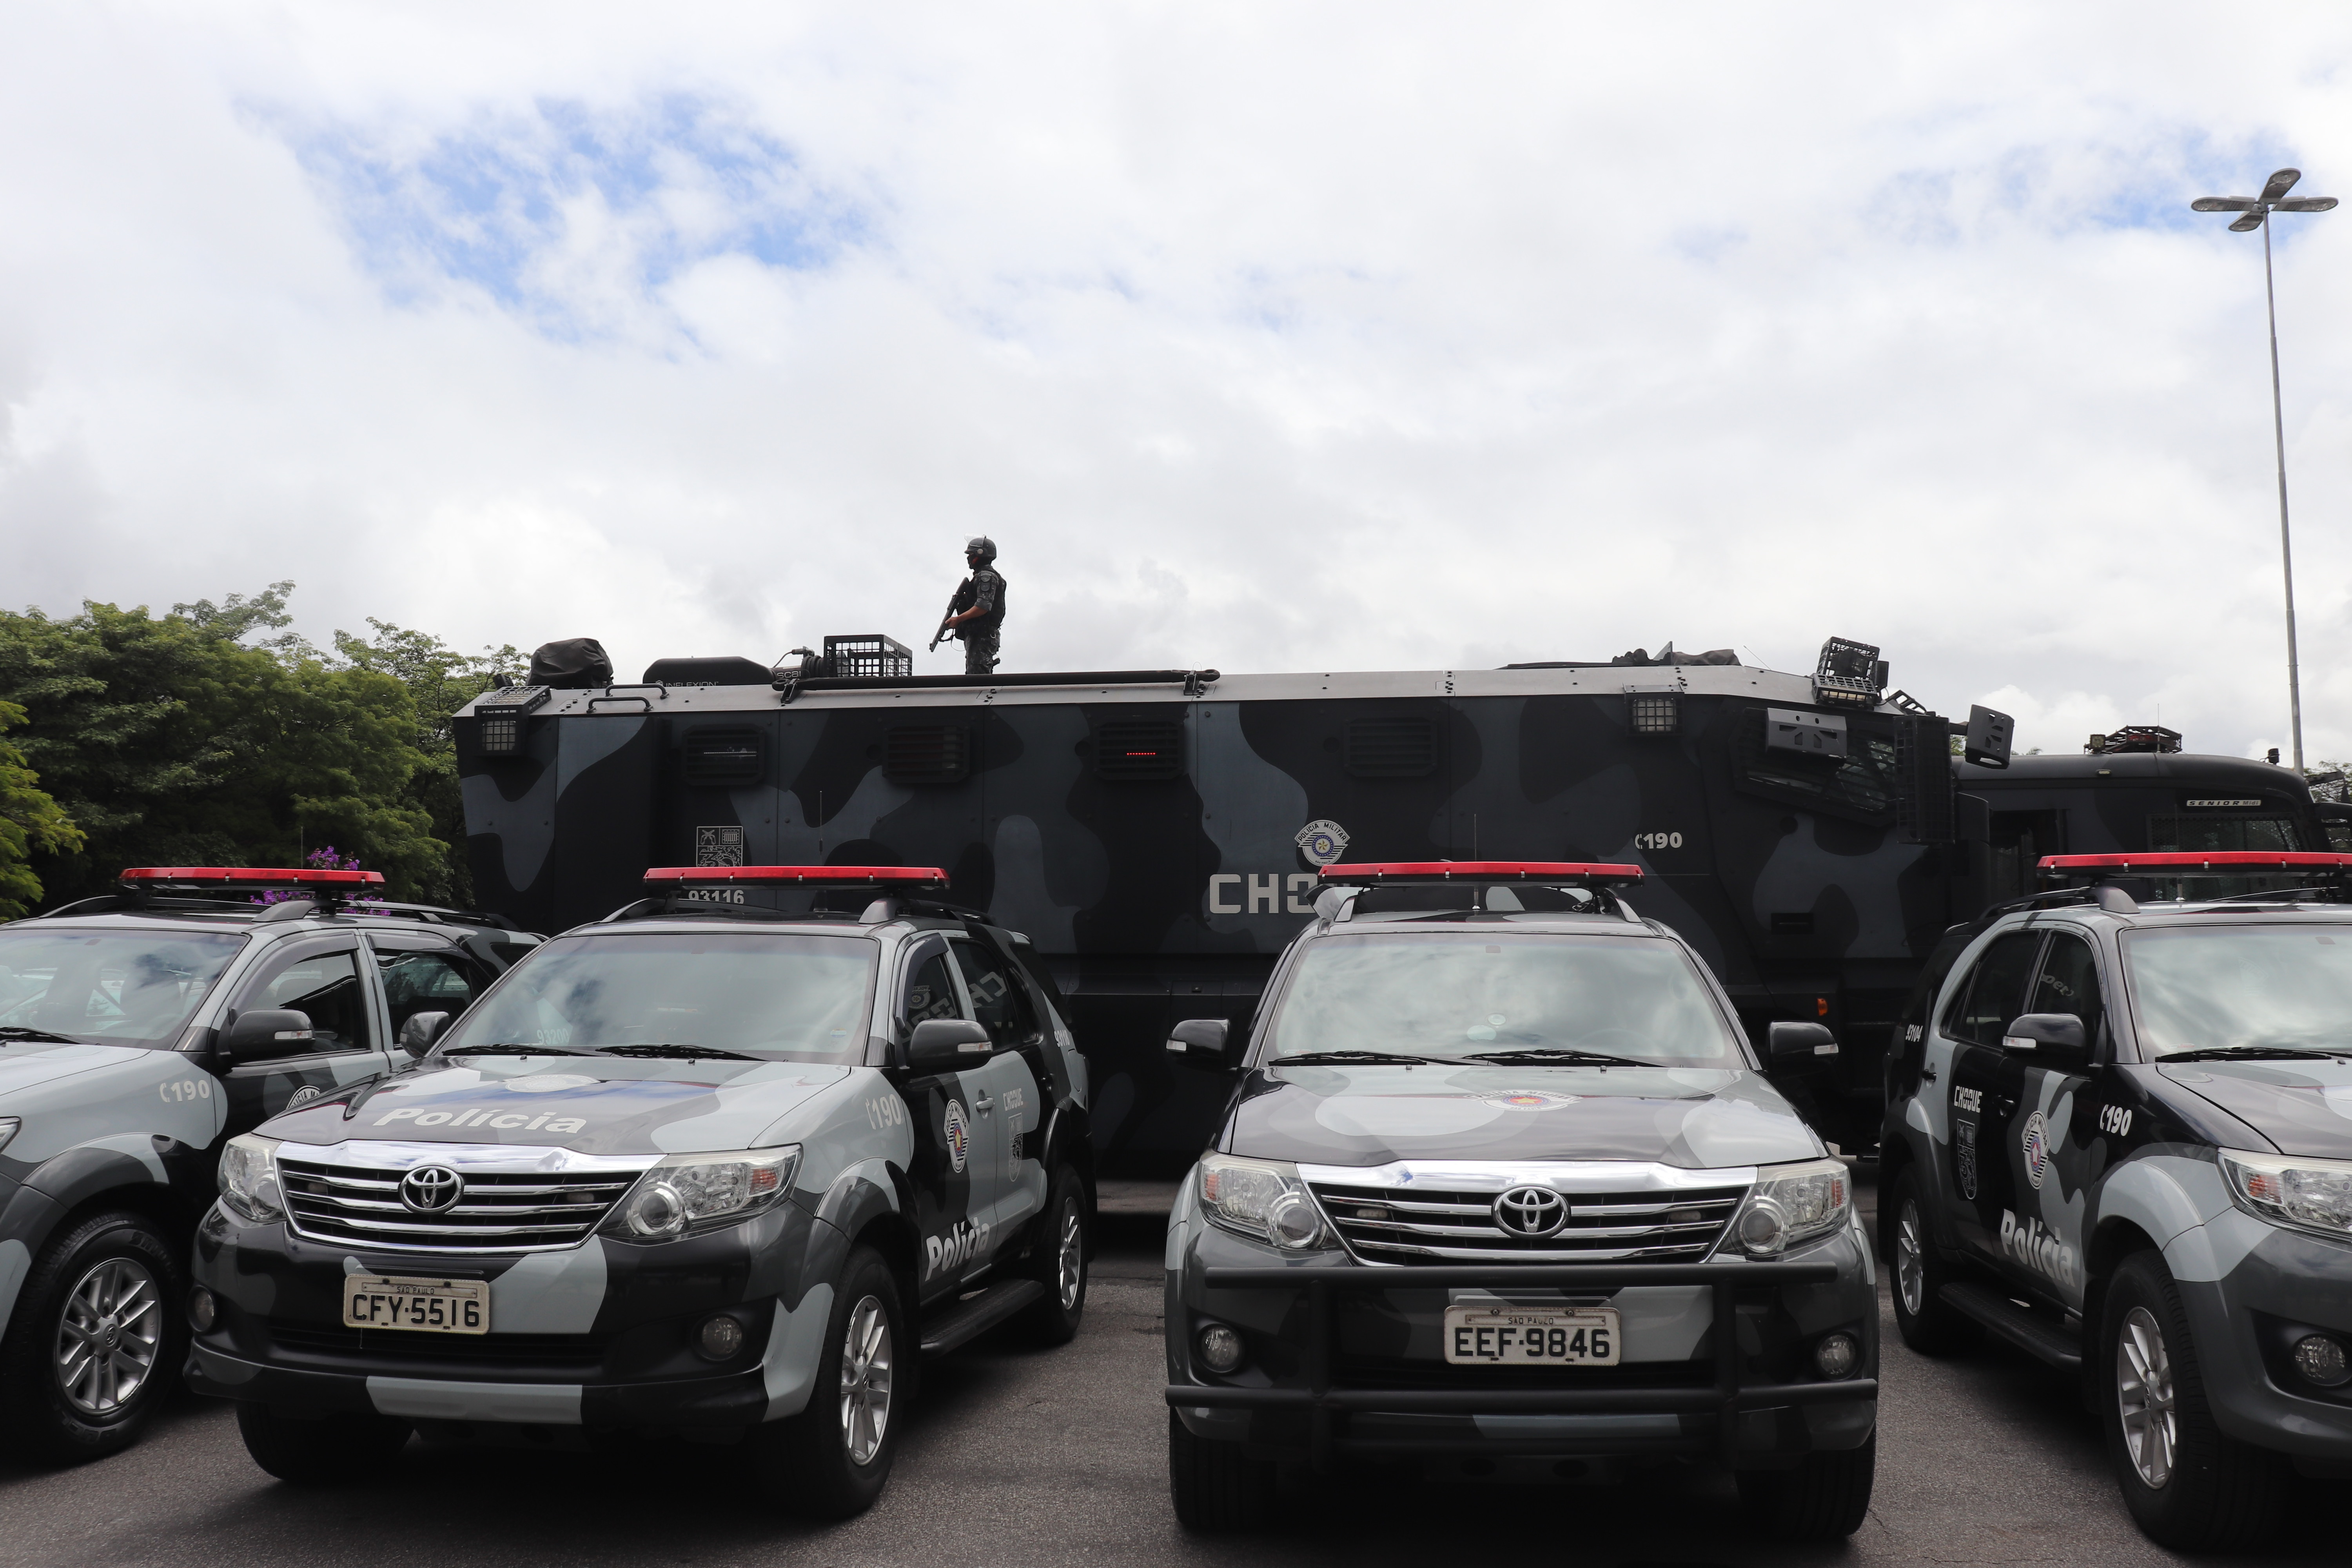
[0, 1040, 151, 1099]
[1220, 1061, 1823, 1170]
[2160, 1059, 2352, 1160]
[261, 1056, 856, 1156]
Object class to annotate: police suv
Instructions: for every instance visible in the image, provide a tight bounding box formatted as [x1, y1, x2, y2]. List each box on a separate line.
[1883, 851, 2352, 1552]
[1161, 863, 1879, 1540]
[186, 866, 1093, 1518]
[0, 866, 535, 1465]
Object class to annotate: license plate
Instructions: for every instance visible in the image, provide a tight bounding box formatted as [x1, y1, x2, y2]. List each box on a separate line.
[342, 1275, 490, 1335]
[1443, 1304, 1620, 1365]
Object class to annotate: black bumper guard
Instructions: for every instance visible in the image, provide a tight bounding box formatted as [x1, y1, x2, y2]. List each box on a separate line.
[1163, 1261, 1878, 1468]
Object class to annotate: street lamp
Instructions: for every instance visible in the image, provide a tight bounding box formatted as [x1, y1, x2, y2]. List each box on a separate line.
[2192, 168, 2336, 772]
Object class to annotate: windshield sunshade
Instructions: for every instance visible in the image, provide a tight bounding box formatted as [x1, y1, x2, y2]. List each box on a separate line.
[1266, 934, 1742, 1068]
[2127, 926, 2352, 1058]
[440, 932, 877, 1063]
[0, 929, 249, 1049]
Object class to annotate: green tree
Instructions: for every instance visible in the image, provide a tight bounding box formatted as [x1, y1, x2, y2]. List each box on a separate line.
[0, 587, 441, 908]
[0, 699, 84, 918]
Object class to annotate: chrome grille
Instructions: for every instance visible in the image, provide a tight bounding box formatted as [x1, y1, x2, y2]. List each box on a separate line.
[1308, 1179, 1748, 1265]
[278, 1155, 642, 1254]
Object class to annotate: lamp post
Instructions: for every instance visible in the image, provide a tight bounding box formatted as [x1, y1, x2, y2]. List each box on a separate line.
[2192, 169, 2336, 773]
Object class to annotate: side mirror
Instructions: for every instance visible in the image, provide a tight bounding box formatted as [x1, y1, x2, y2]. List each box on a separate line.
[1766, 1021, 1840, 1073]
[399, 1011, 452, 1058]
[1167, 1018, 1233, 1072]
[2002, 1013, 2087, 1056]
[224, 1009, 317, 1064]
[908, 1017, 993, 1071]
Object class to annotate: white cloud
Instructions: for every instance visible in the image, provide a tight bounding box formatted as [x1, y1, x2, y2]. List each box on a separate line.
[5, 2, 2352, 764]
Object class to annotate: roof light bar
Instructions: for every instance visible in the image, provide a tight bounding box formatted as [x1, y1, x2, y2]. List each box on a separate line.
[1318, 861, 1644, 885]
[642, 866, 949, 889]
[119, 866, 387, 888]
[2040, 852, 2352, 875]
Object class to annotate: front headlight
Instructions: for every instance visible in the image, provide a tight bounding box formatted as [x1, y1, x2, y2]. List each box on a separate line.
[1197, 1154, 1334, 1250]
[218, 1134, 285, 1223]
[2221, 1149, 2352, 1243]
[1730, 1157, 1851, 1257]
[600, 1147, 801, 1243]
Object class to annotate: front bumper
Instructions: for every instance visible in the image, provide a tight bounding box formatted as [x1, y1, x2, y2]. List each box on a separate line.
[1166, 1228, 1878, 1470]
[2171, 1215, 2352, 1465]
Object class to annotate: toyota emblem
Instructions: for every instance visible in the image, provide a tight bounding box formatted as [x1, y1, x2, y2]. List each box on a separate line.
[400, 1165, 464, 1214]
[1494, 1186, 1567, 1238]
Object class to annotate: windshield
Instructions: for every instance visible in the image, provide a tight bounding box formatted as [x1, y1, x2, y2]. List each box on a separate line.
[2126, 926, 2352, 1058]
[0, 927, 248, 1049]
[1266, 933, 1744, 1067]
[438, 932, 878, 1063]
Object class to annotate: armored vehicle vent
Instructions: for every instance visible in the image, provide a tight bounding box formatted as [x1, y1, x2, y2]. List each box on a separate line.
[1626, 691, 1681, 735]
[681, 726, 767, 786]
[884, 725, 970, 784]
[1345, 718, 1437, 779]
[277, 1158, 641, 1254]
[1093, 718, 1185, 781]
[1308, 1179, 1748, 1264]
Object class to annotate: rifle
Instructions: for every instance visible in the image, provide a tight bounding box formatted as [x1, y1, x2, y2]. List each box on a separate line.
[928, 576, 978, 652]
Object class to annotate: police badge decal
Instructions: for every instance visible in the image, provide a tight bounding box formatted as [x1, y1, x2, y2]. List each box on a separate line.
[1295, 819, 1352, 867]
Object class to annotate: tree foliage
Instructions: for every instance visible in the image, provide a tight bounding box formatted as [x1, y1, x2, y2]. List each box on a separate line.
[0, 699, 84, 919]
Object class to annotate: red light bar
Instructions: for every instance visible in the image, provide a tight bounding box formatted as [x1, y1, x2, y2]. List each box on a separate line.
[643, 866, 949, 889]
[2040, 852, 2352, 874]
[120, 866, 387, 887]
[1318, 861, 1644, 884]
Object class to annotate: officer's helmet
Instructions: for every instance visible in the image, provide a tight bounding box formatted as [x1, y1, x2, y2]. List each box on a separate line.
[965, 535, 997, 563]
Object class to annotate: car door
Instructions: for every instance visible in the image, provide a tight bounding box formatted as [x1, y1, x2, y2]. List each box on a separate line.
[892, 936, 1002, 1302]
[367, 933, 494, 1053]
[951, 935, 1047, 1240]
[1938, 928, 2045, 1267]
[220, 937, 398, 1136]
[1991, 928, 2108, 1308]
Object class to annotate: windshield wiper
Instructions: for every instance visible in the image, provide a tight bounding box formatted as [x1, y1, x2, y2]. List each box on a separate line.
[595, 1044, 760, 1062]
[0, 1026, 88, 1045]
[1463, 1047, 1646, 1067]
[441, 1043, 595, 1058]
[2163, 1045, 2352, 1063]
[1274, 1050, 1444, 1066]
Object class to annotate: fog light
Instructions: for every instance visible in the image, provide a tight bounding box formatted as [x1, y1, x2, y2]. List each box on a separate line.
[696, 1314, 746, 1361]
[1813, 1331, 1859, 1380]
[188, 1286, 216, 1332]
[2292, 1334, 2351, 1388]
[1196, 1323, 1245, 1374]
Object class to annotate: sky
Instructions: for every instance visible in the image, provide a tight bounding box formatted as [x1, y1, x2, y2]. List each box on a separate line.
[5, 4, 2352, 763]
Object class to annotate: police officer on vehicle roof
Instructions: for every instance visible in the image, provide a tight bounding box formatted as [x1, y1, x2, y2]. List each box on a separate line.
[932, 537, 1005, 676]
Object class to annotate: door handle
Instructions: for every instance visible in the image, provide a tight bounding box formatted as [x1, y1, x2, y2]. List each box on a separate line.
[1921, 1064, 1938, 1082]
[974, 1094, 995, 1114]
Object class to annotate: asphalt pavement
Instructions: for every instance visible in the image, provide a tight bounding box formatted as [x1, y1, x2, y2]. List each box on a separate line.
[0, 1171, 2340, 1568]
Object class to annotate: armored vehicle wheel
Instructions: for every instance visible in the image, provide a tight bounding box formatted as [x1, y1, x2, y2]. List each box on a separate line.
[1167, 1410, 1276, 1531]
[1885, 1169, 1981, 1356]
[0, 1211, 183, 1466]
[2100, 1251, 2285, 1552]
[1735, 1432, 1876, 1540]
[750, 1247, 902, 1519]
[234, 1402, 412, 1483]
[1013, 1164, 1089, 1345]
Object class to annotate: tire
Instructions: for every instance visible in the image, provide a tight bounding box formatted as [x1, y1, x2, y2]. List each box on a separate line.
[2100, 1250, 2287, 1552]
[234, 1402, 411, 1484]
[1736, 1433, 1877, 1541]
[1167, 1409, 1276, 1532]
[1884, 1168, 1982, 1356]
[1012, 1165, 1089, 1346]
[748, 1247, 904, 1519]
[0, 1211, 184, 1466]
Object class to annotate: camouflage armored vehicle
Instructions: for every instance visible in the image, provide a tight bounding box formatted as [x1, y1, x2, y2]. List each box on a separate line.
[452, 639, 2325, 1171]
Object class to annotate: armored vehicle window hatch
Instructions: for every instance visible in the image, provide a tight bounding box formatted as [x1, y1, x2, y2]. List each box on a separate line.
[1343, 717, 1437, 779]
[681, 725, 767, 786]
[884, 725, 970, 784]
[1092, 717, 1185, 781]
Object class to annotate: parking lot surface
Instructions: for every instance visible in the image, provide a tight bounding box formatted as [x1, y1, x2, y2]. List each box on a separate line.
[0, 1172, 2338, 1568]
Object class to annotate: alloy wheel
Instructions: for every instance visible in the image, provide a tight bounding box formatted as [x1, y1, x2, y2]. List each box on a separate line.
[53, 1257, 162, 1417]
[838, 1294, 893, 1466]
[2116, 1305, 2178, 1488]
[1055, 1199, 1084, 1312]
[1895, 1199, 1926, 1317]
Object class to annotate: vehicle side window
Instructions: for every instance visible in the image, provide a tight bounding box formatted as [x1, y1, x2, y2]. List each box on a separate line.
[1941, 932, 2044, 1048]
[906, 951, 965, 1027]
[2027, 932, 2105, 1044]
[236, 947, 374, 1053]
[952, 940, 1039, 1051]
[377, 949, 483, 1038]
